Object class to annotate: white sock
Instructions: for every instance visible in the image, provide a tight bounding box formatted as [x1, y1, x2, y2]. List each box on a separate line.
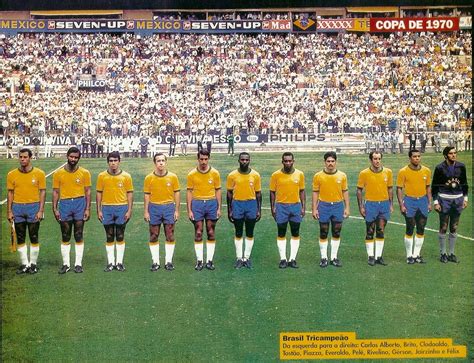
[194, 241, 204, 261]
[149, 242, 160, 264]
[413, 234, 424, 257]
[330, 238, 340, 260]
[17, 244, 29, 266]
[375, 239, 384, 259]
[165, 241, 175, 264]
[206, 240, 216, 262]
[277, 238, 287, 260]
[448, 233, 457, 255]
[61, 242, 71, 266]
[234, 237, 243, 259]
[319, 239, 328, 259]
[106, 243, 115, 265]
[116, 242, 125, 264]
[244, 237, 254, 259]
[365, 240, 374, 258]
[30, 244, 40, 264]
[289, 237, 300, 261]
[74, 242, 84, 266]
[404, 235, 413, 258]
[438, 233, 447, 254]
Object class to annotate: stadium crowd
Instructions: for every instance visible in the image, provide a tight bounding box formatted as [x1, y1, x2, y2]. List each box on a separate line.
[0, 30, 471, 146]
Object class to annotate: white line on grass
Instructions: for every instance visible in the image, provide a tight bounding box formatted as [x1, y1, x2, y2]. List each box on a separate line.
[0, 163, 66, 205]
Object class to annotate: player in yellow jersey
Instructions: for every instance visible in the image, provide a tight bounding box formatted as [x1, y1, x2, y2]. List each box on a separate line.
[6, 148, 46, 274]
[270, 152, 305, 269]
[396, 149, 432, 264]
[356, 151, 393, 266]
[226, 152, 262, 269]
[144, 153, 180, 271]
[312, 152, 350, 268]
[186, 149, 222, 271]
[53, 146, 91, 274]
[96, 151, 134, 272]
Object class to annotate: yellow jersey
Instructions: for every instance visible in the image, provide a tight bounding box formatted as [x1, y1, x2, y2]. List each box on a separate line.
[313, 170, 348, 203]
[269, 169, 305, 204]
[226, 169, 261, 201]
[187, 167, 221, 200]
[144, 171, 180, 204]
[96, 170, 134, 205]
[52, 166, 91, 199]
[396, 165, 431, 198]
[357, 167, 393, 202]
[7, 167, 46, 204]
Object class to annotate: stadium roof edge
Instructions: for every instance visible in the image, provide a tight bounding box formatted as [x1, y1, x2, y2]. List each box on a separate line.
[30, 10, 123, 15]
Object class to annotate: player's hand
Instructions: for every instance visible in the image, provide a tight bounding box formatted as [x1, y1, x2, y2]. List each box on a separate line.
[427, 204, 432, 212]
[97, 211, 103, 222]
[256, 210, 261, 222]
[53, 210, 61, 222]
[124, 211, 132, 222]
[390, 205, 394, 213]
[7, 211, 14, 223]
[343, 208, 350, 219]
[399, 205, 407, 215]
[35, 211, 44, 221]
[463, 200, 468, 209]
[188, 211, 194, 222]
[227, 212, 234, 223]
[434, 204, 441, 213]
[216, 209, 221, 219]
[174, 211, 179, 222]
[83, 209, 90, 221]
[144, 211, 150, 222]
[300, 208, 305, 218]
[271, 208, 276, 221]
[312, 210, 319, 220]
[359, 206, 366, 218]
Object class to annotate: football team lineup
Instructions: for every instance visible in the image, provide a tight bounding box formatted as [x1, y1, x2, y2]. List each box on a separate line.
[4, 147, 471, 275]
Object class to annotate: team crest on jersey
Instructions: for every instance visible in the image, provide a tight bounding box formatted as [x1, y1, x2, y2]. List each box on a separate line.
[249, 181, 254, 187]
[293, 179, 298, 183]
[118, 182, 124, 188]
[76, 178, 81, 184]
[337, 179, 341, 183]
[167, 182, 171, 187]
[31, 178, 36, 184]
[208, 179, 213, 184]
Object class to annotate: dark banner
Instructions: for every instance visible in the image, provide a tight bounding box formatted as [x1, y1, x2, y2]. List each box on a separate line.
[292, 18, 317, 32]
[0, 19, 290, 34]
[0, 18, 465, 34]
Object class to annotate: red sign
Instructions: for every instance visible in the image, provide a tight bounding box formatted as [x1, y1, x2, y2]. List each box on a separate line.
[370, 17, 459, 32]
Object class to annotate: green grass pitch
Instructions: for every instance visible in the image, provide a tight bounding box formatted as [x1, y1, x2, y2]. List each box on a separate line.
[1, 151, 472, 362]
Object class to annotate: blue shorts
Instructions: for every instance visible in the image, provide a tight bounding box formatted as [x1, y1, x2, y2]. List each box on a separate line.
[275, 202, 302, 224]
[365, 200, 391, 222]
[191, 199, 218, 221]
[12, 202, 40, 223]
[318, 201, 344, 223]
[102, 205, 129, 225]
[149, 202, 176, 225]
[439, 196, 464, 216]
[59, 197, 86, 221]
[404, 196, 429, 218]
[232, 200, 257, 220]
